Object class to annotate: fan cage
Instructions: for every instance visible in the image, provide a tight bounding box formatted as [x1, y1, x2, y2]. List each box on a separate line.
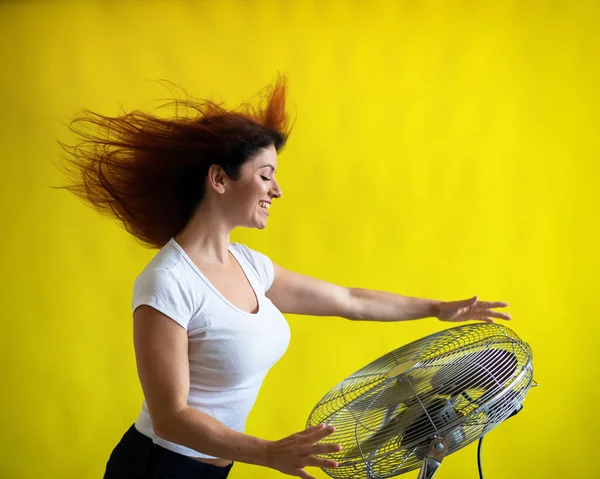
[307, 323, 533, 479]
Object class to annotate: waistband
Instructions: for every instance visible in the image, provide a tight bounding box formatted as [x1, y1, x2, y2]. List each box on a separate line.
[126, 424, 233, 473]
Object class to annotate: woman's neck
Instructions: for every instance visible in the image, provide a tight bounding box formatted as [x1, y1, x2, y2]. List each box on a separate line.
[174, 203, 233, 265]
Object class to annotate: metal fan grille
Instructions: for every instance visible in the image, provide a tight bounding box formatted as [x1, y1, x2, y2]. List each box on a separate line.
[307, 323, 533, 479]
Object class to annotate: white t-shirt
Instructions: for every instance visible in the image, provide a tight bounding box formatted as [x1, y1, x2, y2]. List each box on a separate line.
[132, 238, 291, 459]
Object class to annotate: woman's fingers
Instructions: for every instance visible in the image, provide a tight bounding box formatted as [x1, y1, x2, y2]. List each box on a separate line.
[271, 424, 342, 477]
[304, 424, 336, 443]
[299, 425, 342, 462]
[298, 440, 341, 458]
[478, 301, 509, 309]
[476, 310, 512, 321]
[298, 424, 327, 436]
[487, 310, 512, 320]
[308, 442, 343, 455]
[303, 455, 339, 468]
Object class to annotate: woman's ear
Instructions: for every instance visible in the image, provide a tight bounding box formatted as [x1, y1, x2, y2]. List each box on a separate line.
[207, 164, 227, 194]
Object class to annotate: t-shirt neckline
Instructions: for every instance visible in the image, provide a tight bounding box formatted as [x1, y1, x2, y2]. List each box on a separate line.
[169, 237, 262, 317]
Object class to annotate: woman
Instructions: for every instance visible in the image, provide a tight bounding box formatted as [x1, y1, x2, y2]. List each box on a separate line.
[59, 77, 511, 479]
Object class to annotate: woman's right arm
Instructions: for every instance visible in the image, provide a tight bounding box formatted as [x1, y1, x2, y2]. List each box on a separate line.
[133, 305, 341, 478]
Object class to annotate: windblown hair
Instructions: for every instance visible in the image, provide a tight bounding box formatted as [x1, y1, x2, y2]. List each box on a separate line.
[57, 76, 290, 249]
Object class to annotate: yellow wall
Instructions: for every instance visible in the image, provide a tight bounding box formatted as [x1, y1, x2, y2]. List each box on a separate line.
[1, 1, 598, 478]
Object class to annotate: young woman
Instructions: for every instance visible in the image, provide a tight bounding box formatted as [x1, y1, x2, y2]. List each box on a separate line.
[59, 77, 510, 479]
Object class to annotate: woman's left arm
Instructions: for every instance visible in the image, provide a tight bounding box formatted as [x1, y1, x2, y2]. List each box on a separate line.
[266, 263, 511, 323]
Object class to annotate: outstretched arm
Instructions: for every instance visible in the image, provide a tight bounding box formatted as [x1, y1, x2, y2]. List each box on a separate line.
[267, 263, 511, 323]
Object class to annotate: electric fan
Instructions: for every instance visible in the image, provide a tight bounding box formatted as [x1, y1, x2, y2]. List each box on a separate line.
[307, 323, 534, 478]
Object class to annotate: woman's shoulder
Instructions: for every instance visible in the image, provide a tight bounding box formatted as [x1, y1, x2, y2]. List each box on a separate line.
[143, 238, 185, 270]
[230, 242, 274, 290]
[135, 239, 188, 284]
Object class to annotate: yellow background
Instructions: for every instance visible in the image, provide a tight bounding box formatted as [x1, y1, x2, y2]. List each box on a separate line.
[1, 1, 598, 478]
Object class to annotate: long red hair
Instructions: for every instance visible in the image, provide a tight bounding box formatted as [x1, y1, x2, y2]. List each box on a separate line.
[56, 76, 290, 249]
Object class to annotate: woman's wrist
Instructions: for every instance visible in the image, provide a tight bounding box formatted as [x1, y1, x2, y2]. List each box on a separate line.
[425, 298, 442, 319]
[239, 435, 273, 467]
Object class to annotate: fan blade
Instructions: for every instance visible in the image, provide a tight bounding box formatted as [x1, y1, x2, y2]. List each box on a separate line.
[345, 396, 449, 459]
[430, 349, 518, 397]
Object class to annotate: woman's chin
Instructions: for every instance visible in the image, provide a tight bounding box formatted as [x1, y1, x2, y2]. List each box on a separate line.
[249, 217, 267, 230]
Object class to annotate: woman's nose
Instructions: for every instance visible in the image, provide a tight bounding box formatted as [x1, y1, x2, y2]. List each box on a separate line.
[270, 178, 282, 199]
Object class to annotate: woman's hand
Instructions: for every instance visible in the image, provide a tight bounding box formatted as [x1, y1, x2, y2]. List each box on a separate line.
[437, 296, 511, 323]
[265, 424, 342, 479]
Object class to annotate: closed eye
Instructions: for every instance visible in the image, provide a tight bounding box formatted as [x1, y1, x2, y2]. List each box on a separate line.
[260, 175, 272, 181]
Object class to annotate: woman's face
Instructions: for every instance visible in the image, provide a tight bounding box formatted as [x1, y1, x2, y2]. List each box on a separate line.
[229, 144, 282, 229]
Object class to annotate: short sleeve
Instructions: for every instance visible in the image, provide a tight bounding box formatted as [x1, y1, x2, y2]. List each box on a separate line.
[232, 243, 275, 291]
[132, 268, 193, 330]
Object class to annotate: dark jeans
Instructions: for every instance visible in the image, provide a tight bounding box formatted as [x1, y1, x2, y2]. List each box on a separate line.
[103, 424, 233, 479]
